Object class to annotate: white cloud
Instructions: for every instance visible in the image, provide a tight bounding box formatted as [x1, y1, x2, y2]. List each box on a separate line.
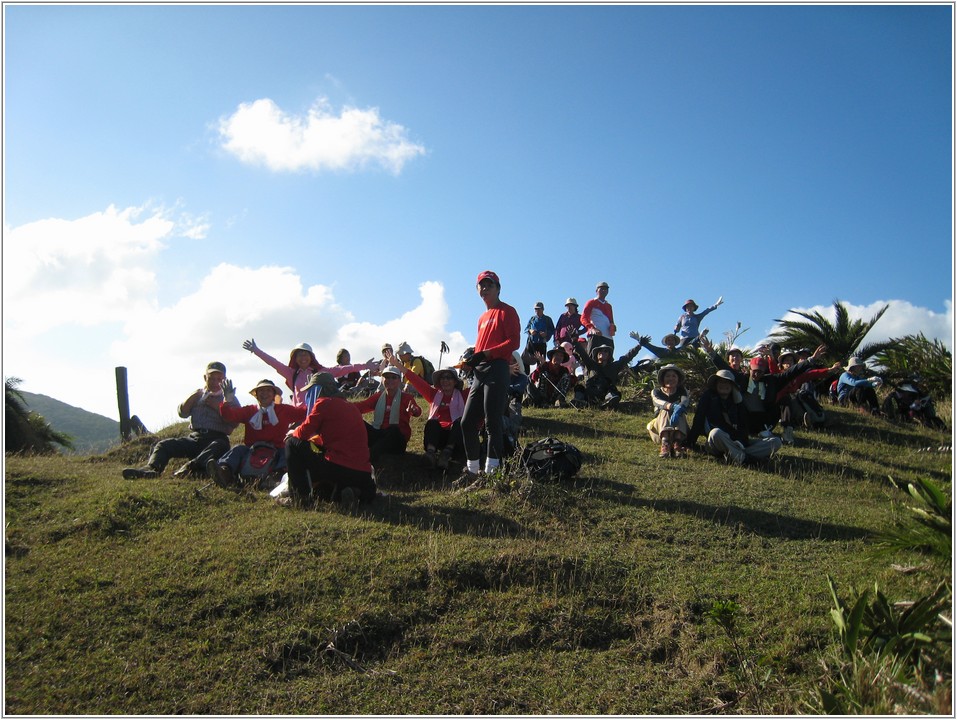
[217, 97, 426, 174]
[2, 206, 464, 431]
[760, 299, 953, 350]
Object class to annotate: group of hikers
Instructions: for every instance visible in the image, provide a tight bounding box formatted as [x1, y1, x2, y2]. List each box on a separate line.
[122, 273, 933, 507]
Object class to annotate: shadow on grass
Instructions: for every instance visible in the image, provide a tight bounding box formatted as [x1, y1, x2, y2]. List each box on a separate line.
[582, 475, 870, 541]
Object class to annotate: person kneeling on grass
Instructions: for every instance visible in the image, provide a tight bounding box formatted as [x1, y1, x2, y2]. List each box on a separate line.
[282, 373, 377, 508]
[209, 378, 306, 490]
[647, 364, 691, 458]
[685, 369, 783, 465]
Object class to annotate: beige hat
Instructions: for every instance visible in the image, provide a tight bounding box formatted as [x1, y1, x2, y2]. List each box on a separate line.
[707, 369, 742, 403]
[249, 378, 281, 397]
[565, 297, 578, 307]
[846, 357, 866, 372]
[205, 361, 226, 375]
[656, 364, 686, 387]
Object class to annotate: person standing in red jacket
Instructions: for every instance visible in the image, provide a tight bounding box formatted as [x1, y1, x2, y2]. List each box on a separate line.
[457, 270, 521, 486]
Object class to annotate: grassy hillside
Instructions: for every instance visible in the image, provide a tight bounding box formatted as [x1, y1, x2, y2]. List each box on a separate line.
[18, 391, 121, 454]
[4, 397, 951, 714]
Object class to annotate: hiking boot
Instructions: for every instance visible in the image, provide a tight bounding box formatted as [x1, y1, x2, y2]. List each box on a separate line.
[122, 465, 158, 480]
[782, 426, 795, 445]
[339, 487, 358, 505]
[172, 462, 195, 479]
[437, 447, 453, 469]
[673, 441, 687, 458]
[659, 440, 672, 458]
[452, 470, 480, 490]
[210, 461, 239, 491]
[802, 411, 812, 429]
[425, 448, 438, 469]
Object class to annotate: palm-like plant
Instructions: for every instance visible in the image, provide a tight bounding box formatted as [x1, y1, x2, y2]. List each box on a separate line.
[5, 377, 74, 454]
[768, 300, 894, 365]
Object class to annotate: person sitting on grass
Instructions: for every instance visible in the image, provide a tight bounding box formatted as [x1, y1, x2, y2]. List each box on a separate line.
[526, 346, 573, 408]
[647, 364, 691, 458]
[282, 373, 377, 508]
[837, 357, 884, 415]
[700, 335, 749, 393]
[122, 361, 240, 480]
[774, 349, 842, 437]
[209, 378, 306, 490]
[742, 344, 829, 437]
[686, 369, 783, 465]
[353, 364, 423, 464]
[394, 360, 467, 470]
[571, 338, 641, 410]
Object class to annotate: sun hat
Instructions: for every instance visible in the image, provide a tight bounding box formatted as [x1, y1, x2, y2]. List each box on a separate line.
[846, 357, 866, 372]
[301, 372, 345, 399]
[662, 333, 680, 346]
[727, 346, 743, 357]
[381, 343, 394, 354]
[397, 341, 414, 355]
[589, 343, 613, 359]
[381, 366, 402, 378]
[205, 361, 226, 375]
[533, 301, 544, 310]
[477, 270, 500, 286]
[564, 297, 578, 307]
[656, 363, 686, 387]
[682, 299, 698, 311]
[288, 342, 317, 367]
[432, 367, 462, 389]
[249, 378, 282, 397]
[708, 369, 743, 402]
[749, 356, 769, 371]
[596, 281, 609, 290]
[777, 349, 796, 365]
[547, 346, 568, 362]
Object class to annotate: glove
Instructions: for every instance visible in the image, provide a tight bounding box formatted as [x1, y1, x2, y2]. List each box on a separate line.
[629, 330, 641, 342]
[242, 338, 257, 353]
[466, 350, 488, 367]
[715, 295, 724, 306]
[221, 379, 236, 401]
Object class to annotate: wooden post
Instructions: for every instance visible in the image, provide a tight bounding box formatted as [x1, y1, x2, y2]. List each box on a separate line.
[115, 366, 132, 442]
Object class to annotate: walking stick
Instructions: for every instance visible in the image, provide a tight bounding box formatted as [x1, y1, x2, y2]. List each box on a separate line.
[438, 341, 450, 370]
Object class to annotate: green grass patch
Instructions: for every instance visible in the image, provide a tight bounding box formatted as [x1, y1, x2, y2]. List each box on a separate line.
[5, 401, 951, 713]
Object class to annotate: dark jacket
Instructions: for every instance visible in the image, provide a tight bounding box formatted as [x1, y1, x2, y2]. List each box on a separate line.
[687, 389, 751, 447]
[574, 344, 641, 400]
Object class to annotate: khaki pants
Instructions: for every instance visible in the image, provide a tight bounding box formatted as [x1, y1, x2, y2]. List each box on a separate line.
[707, 428, 782, 462]
[647, 410, 689, 444]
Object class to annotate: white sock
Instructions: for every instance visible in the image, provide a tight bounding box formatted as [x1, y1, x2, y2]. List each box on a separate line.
[467, 459, 480, 474]
[484, 457, 500, 473]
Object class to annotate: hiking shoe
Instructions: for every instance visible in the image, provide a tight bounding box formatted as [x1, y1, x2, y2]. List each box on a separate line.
[339, 486, 358, 505]
[172, 462, 195, 479]
[659, 441, 672, 459]
[122, 466, 158, 480]
[437, 447, 453, 469]
[782, 426, 795, 445]
[802, 411, 812, 429]
[673, 442, 687, 458]
[425, 448, 438, 469]
[211, 461, 239, 491]
[452, 470, 480, 489]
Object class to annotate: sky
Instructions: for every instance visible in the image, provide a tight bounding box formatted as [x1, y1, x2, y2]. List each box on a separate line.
[3, 3, 953, 432]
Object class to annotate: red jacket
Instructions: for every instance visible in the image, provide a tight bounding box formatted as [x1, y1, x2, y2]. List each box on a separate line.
[290, 397, 372, 473]
[220, 402, 306, 447]
[353, 390, 422, 441]
[775, 367, 834, 402]
[475, 301, 521, 361]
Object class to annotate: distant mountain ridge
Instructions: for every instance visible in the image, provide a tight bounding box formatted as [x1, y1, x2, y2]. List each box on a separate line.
[18, 391, 122, 455]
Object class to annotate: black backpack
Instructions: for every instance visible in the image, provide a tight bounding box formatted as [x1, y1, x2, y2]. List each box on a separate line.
[520, 437, 582, 482]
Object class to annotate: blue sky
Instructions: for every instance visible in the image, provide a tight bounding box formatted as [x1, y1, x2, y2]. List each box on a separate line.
[4, 4, 953, 430]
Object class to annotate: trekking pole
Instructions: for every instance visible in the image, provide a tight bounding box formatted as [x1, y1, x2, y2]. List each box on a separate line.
[539, 372, 581, 412]
[438, 341, 450, 370]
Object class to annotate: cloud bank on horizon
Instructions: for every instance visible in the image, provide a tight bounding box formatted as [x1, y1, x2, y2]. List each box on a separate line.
[3, 203, 951, 430]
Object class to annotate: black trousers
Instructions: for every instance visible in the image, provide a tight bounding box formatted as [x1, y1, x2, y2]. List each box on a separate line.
[147, 430, 230, 473]
[364, 423, 408, 463]
[423, 418, 462, 452]
[461, 358, 510, 462]
[284, 437, 376, 504]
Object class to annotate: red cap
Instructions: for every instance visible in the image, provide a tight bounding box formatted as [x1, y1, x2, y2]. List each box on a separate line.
[750, 356, 768, 370]
[476, 270, 500, 286]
